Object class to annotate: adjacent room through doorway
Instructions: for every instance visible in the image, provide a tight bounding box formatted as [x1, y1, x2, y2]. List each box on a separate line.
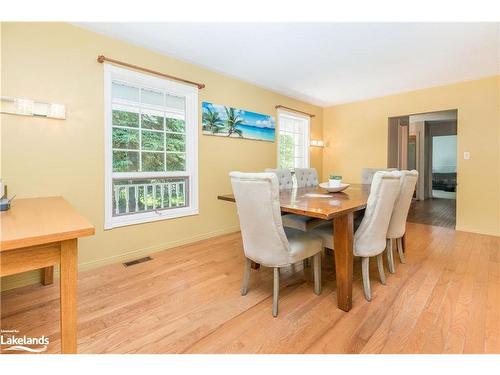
[388, 110, 457, 228]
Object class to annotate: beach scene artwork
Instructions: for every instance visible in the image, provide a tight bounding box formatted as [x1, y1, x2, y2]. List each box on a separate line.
[202, 102, 275, 142]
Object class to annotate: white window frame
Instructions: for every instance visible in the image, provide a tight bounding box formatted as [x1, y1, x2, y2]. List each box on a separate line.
[277, 109, 310, 169]
[104, 64, 198, 229]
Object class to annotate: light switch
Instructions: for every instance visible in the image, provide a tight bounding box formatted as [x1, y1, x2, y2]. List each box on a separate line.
[464, 152, 470, 160]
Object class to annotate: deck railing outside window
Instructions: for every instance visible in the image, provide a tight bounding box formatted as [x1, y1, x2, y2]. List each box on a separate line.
[112, 178, 188, 216]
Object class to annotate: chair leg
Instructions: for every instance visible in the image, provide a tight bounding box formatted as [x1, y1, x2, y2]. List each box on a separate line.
[386, 239, 396, 274]
[376, 253, 386, 285]
[397, 237, 406, 264]
[241, 258, 252, 296]
[313, 253, 322, 295]
[361, 257, 371, 301]
[273, 267, 280, 317]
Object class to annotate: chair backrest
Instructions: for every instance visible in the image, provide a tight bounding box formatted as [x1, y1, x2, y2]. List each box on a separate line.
[387, 170, 419, 239]
[294, 168, 319, 188]
[361, 167, 398, 184]
[230, 172, 290, 266]
[354, 171, 401, 257]
[264, 168, 293, 190]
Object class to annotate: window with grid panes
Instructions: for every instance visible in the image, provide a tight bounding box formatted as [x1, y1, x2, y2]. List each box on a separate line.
[104, 64, 198, 229]
[278, 110, 310, 169]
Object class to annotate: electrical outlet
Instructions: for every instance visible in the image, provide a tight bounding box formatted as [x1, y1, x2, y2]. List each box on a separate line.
[463, 152, 470, 160]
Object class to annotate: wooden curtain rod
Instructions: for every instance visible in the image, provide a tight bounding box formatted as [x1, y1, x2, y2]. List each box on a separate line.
[97, 55, 205, 89]
[275, 105, 315, 118]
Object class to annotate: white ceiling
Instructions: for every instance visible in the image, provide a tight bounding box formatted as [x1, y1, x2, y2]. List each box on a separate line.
[78, 23, 499, 107]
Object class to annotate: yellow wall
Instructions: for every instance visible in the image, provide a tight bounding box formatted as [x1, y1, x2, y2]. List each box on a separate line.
[323, 76, 500, 236]
[0, 22, 323, 290]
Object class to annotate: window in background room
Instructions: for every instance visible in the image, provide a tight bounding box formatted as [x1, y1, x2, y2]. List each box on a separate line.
[278, 110, 310, 169]
[104, 64, 198, 229]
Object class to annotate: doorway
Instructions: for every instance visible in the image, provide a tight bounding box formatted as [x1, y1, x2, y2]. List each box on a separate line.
[388, 110, 457, 228]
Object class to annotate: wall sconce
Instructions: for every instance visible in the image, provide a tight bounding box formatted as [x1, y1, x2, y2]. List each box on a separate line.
[1, 96, 66, 120]
[310, 139, 325, 147]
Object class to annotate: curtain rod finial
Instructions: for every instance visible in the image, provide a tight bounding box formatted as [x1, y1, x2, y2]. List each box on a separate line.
[97, 55, 105, 63]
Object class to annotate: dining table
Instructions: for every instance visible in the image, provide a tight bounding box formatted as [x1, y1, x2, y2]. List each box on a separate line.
[217, 183, 371, 312]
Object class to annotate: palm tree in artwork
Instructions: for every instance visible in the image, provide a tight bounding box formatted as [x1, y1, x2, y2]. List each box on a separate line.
[224, 107, 244, 137]
[202, 107, 224, 133]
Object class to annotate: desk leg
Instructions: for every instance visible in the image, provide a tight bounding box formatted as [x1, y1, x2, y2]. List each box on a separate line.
[60, 239, 78, 354]
[333, 213, 354, 312]
[42, 266, 54, 285]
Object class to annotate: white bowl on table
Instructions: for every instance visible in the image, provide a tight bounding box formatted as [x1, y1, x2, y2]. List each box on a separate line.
[319, 182, 350, 193]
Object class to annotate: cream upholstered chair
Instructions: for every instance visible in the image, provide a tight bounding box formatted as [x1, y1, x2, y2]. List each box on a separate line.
[230, 172, 323, 317]
[385, 170, 419, 273]
[295, 168, 319, 188]
[281, 168, 324, 232]
[264, 168, 293, 190]
[361, 168, 398, 184]
[311, 171, 401, 301]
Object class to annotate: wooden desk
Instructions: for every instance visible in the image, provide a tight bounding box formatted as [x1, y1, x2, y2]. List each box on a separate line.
[218, 184, 370, 312]
[0, 197, 95, 353]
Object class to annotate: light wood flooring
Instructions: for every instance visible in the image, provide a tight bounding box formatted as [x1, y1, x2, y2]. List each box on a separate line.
[1, 222, 499, 354]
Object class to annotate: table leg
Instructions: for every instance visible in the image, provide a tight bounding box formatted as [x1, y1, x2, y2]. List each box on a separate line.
[60, 239, 78, 354]
[333, 212, 354, 312]
[250, 261, 260, 270]
[42, 266, 54, 285]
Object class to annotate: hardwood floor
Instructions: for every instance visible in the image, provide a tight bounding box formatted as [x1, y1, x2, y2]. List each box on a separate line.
[1, 222, 498, 354]
[407, 198, 456, 229]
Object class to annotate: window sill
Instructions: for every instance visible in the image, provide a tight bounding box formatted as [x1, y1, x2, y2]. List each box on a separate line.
[104, 207, 199, 230]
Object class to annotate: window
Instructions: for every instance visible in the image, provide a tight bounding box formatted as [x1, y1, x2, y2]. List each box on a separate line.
[278, 110, 310, 169]
[104, 64, 198, 229]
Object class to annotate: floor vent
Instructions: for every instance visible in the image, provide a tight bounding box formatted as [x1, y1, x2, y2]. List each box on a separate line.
[123, 256, 152, 267]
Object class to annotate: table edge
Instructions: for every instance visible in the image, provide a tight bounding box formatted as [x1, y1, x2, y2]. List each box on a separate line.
[1, 227, 95, 252]
[217, 194, 367, 220]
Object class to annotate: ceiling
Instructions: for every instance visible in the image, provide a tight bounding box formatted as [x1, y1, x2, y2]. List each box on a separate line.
[78, 23, 499, 107]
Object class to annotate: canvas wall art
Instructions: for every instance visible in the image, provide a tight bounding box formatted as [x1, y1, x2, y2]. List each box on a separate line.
[202, 102, 275, 142]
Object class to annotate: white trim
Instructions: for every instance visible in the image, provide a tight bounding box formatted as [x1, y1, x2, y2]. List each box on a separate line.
[104, 64, 198, 230]
[277, 108, 310, 169]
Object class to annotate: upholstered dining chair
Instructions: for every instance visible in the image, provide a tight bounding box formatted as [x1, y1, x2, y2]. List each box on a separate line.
[311, 171, 401, 301]
[264, 168, 322, 233]
[295, 168, 319, 188]
[230, 172, 323, 317]
[361, 167, 398, 184]
[264, 168, 293, 190]
[385, 170, 419, 273]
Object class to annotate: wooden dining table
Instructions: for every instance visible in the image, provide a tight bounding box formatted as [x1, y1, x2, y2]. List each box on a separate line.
[218, 184, 370, 312]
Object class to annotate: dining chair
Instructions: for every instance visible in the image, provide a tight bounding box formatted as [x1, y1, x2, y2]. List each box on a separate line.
[230, 171, 323, 317]
[264, 168, 293, 190]
[385, 170, 419, 273]
[311, 171, 401, 301]
[295, 168, 319, 188]
[265, 168, 323, 233]
[361, 167, 398, 184]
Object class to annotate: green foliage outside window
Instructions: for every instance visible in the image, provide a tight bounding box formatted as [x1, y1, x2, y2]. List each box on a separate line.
[141, 131, 164, 151]
[112, 109, 186, 172]
[166, 118, 185, 132]
[113, 109, 139, 127]
[142, 114, 163, 130]
[279, 134, 294, 169]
